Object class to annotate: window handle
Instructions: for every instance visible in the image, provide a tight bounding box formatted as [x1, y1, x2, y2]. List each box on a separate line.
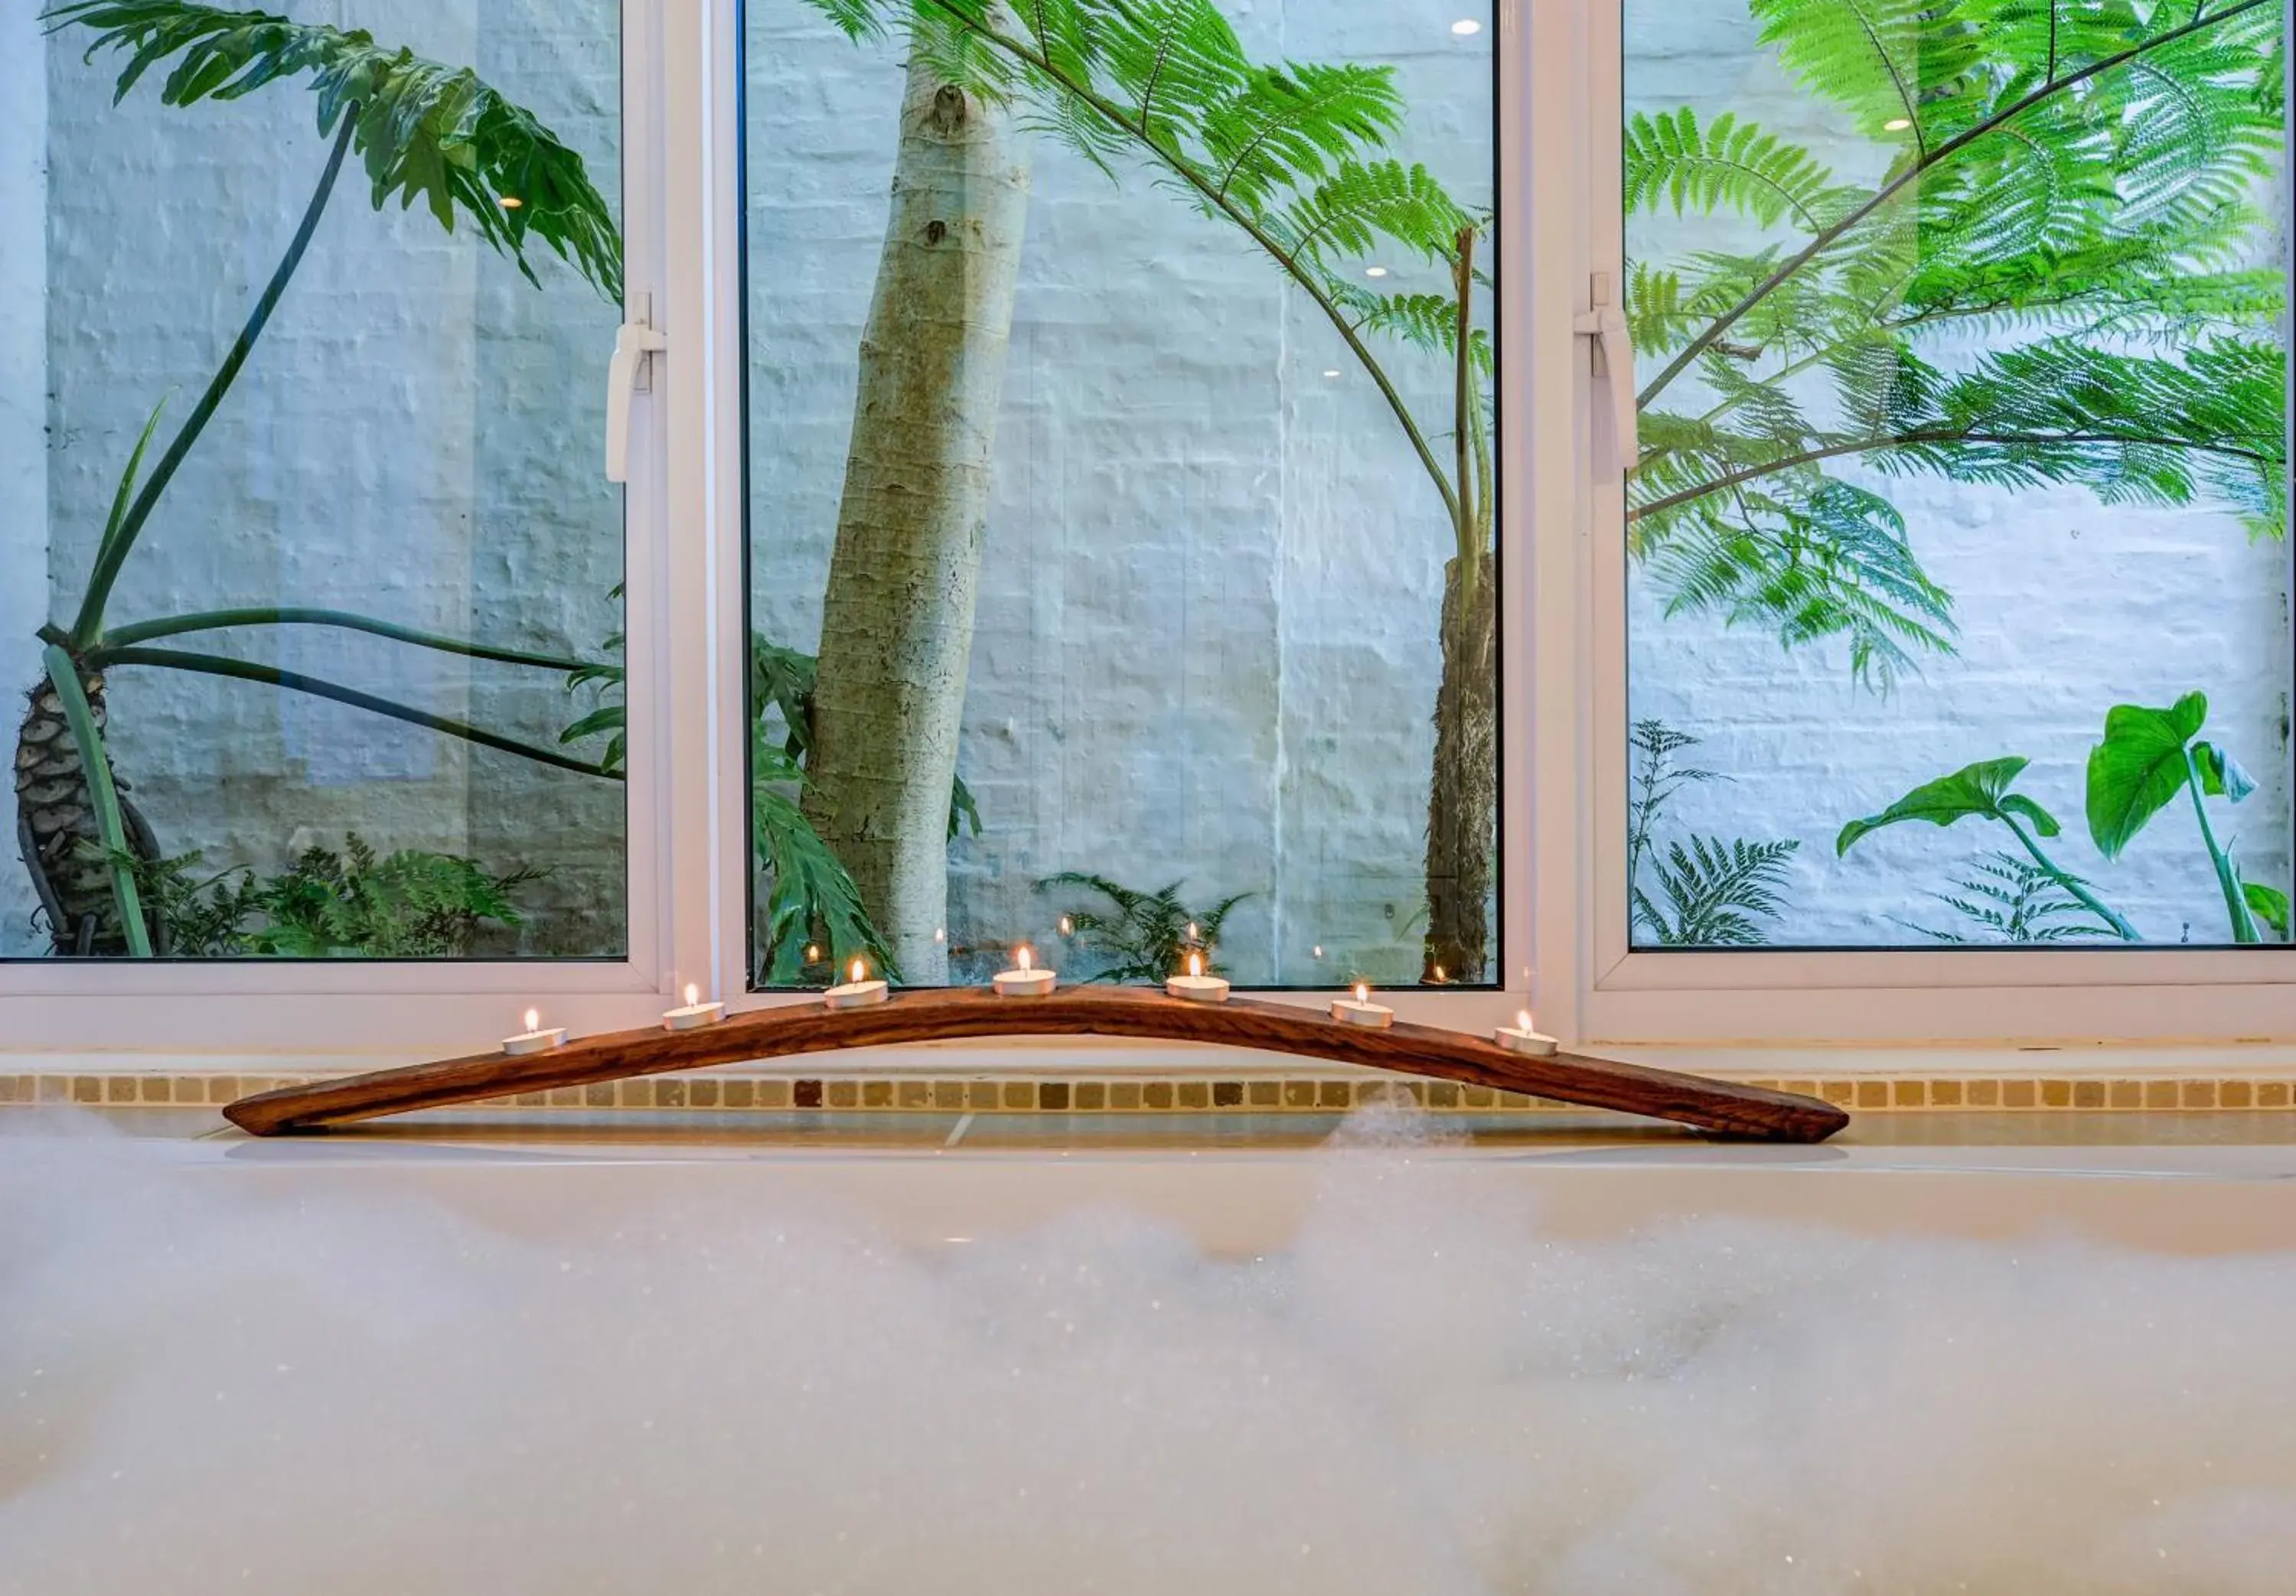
[605, 295, 667, 484]
[1573, 272, 1638, 476]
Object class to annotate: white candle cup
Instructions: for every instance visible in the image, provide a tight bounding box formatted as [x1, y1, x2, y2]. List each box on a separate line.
[1330, 992, 1394, 1028]
[823, 977, 889, 1010]
[662, 985, 726, 1031]
[1166, 951, 1229, 1003]
[992, 946, 1058, 997]
[1495, 1024, 1558, 1057]
[503, 1010, 566, 1056]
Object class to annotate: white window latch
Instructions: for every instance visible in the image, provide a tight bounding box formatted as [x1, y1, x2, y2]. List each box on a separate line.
[1573, 272, 1638, 476]
[605, 294, 668, 484]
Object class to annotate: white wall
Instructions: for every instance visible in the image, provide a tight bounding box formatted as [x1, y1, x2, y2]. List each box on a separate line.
[2, 1, 47, 952]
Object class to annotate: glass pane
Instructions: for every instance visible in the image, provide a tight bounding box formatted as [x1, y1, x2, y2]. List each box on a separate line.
[5, 2, 627, 959]
[1624, 0, 2289, 949]
[742, 2, 1500, 990]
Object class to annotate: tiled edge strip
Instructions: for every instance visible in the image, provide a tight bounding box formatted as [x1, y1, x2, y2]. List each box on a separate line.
[2, 1072, 2293, 1114]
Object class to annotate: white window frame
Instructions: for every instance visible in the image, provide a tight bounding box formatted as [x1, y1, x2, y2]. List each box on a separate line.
[0, 0, 710, 1054]
[22, 0, 2282, 1062]
[1532, 0, 2296, 1047]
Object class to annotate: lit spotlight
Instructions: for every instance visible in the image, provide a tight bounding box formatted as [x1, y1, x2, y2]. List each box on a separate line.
[497, 194, 524, 210]
[1365, 265, 1391, 278]
[1883, 117, 1912, 131]
[1451, 18, 1482, 36]
[1321, 368, 1342, 379]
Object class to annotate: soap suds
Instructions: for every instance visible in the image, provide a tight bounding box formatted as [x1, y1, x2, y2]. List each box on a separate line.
[3, 1118, 2291, 1594]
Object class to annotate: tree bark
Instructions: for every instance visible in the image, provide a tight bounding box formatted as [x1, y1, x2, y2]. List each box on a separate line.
[804, 50, 1031, 984]
[1423, 553, 1496, 982]
[13, 668, 148, 954]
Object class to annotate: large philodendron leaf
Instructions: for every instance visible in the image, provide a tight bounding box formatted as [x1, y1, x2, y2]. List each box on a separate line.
[2086, 692, 2210, 858]
[47, 1, 620, 298]
[1836, 756, 2061, 855]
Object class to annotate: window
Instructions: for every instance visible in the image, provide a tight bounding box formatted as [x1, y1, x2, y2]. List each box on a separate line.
[1621, 0, 2288, 953]
[13, 0, 2295, 1056]
[7, 1, 628, 963]
[741, 0, 1502, 992]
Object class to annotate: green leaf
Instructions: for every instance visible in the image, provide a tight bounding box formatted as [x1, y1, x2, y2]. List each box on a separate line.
[2086, 692, 2208, 858]
[2193, 740, 2256, 803]
[2242, 879, 2290, 940]
[752, 728, 896, 984]
[48, 1, 621, 298]
[1836, 756, 2057, 855]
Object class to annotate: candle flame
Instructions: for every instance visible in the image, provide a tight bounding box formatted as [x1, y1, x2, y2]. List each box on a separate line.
[1188, 950, 1203, 979]
[1312, 945, 1323, 959]
[1433, 964, 1446, 983]
[1518, 1009, 1533, 1033]
[850, 958, 866, 985]
[1016, 945, 1032, 972]
[683, 983, 698, 1008]
[934, 927, 947, 943]
[523, 1008, 539, 1034]
[1354, 983, 1369, 1005]
[806, 944, 820, 962]
[1059, 915, 1073, 936]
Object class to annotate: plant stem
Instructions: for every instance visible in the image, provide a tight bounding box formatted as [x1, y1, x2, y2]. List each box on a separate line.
[1637, 0, 2272, 409]
[1999, 813, 2141, 941]
[1629, 428, 2278, 522]
[97, 607, 598, 672]
[2182, 749, 2261, 943]
[39, 643, 152, 958]
[69, 112, 358, 646]
[86, 647, 621, 779]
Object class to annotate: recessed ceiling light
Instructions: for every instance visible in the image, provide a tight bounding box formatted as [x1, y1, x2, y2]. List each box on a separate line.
[497, 195, 524, 210]
[1883, 117, 1912, 131]
[1322, 369, 1342, 379]
[1365, 265, 1390, 278]
[1451, 18, 1483, 35]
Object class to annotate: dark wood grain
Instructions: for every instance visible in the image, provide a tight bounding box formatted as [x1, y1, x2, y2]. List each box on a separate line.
[223, 988, 1848, 1141]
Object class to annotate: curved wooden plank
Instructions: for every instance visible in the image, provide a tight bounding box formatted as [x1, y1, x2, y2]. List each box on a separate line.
[223, 988, 1848, 1142]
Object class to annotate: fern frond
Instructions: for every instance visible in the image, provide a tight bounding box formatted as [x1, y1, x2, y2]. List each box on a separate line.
[1199, 60, 1404, 211]
[1643, 835, 1802, 946]
[1624, 108, 1849, 230]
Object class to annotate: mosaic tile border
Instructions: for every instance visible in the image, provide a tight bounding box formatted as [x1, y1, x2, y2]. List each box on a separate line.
[3, 1070, 2294, 1114]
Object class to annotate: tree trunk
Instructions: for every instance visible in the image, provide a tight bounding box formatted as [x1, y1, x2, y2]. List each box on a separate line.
[804, 50, 1030, 985]
[1423, 554, 1496, 982]
[14, 668, 148, 955]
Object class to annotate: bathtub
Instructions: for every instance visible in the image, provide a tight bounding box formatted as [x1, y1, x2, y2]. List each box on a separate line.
[180, 1125, 2296, 1256]
[9, 1116, 2296, 1594]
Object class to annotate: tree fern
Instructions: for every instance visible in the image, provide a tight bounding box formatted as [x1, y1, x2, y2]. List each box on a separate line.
[1631, 0, 2286, 679]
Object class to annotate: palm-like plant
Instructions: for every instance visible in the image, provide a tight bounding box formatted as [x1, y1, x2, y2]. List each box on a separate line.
[1629, 0, 2285, 685]
[22, 2, 622, 955]
[800, 0, 1499, 981]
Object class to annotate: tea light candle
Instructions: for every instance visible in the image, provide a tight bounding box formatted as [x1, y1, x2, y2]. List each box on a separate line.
[502, 1008, 566, 1055]
[662, 983, 725, 1031]
[992, 944, 1057, 997]
[1165, 949, 1230, 1003]
[1331, 982, 1394, 1028]
[1495, 1009, 1558, 1056]
[824, 957, 889, 1010]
